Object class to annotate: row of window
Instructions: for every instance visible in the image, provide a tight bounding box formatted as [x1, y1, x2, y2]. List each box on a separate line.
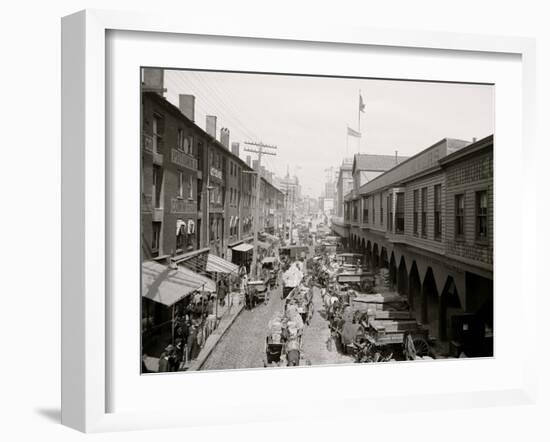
[153, 114, 198, 157]
[229, 187, 240, 206]
[151, 220, 198, 255]
[178, 171, 193, 200]
[413, 186, 439, 238]
[229, 161, 241, 178]
[455, 191, 488, 241]
[350, 187, 489, 242]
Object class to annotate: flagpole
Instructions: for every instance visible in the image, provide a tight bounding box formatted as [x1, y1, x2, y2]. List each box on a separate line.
[358, 89, 361, 153]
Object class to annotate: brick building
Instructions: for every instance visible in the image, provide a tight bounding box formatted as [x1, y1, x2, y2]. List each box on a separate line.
[141, 74, 285, 266]
[141, 92, 199, 260]
[332, 135, 493, 354]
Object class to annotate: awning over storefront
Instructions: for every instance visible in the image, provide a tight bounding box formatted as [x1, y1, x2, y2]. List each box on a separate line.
[177, 265, 216, 292]
[206, 254, 239, 274]
[142, 261, 215, 307]
[232, 243, 254, 252]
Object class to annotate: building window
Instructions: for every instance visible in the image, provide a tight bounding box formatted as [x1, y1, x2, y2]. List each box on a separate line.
[178, 171, 184, 198]
[152, 222, 161, 253]
[183, 135, 192, 154]
[395, 192, 405, 234]
[187, 175, 193, 199]
[176, 221, 186, 250]
[476, 190, 488, 241]
[362, 197, 369, 223]
[434, 184, 442, 240]
[153, 165, 162, 209]
[413, 189, 419, 236]
[152, 115, 163, 153]
[421, 187, 427, 238]
[177, 128, 184, 150]
[380, 194, 383, 224]
[455, 194, 465, 238]
[372, 197, 375, 225]
[387, 193, 393, 232]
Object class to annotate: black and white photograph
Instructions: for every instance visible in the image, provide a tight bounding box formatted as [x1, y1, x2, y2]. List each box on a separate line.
[140, 67, 494, 373]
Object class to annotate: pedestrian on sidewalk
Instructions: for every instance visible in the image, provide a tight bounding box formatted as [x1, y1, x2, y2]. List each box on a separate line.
[240, 273, 248, 306]
[158, 344, 176, 372]
[218, 279, 227, 307]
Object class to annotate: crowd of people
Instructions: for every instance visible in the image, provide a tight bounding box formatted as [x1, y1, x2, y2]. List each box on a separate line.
[149, 276, 239, 373]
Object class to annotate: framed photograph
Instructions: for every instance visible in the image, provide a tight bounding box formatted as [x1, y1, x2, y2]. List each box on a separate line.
[62, 9, 537, 433]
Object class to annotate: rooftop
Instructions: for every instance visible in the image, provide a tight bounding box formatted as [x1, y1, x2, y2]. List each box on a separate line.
[352, 153, 410, 175]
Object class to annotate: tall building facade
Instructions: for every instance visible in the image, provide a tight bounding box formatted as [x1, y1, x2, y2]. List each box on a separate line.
[332, 136, 493, 353]
[141, 71, 284, 265]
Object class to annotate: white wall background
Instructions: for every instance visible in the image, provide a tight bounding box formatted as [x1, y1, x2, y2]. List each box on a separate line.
[0, 0, 547, 441]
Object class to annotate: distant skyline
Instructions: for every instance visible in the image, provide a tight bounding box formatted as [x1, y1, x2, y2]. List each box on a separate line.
[164, 70, 494, 198]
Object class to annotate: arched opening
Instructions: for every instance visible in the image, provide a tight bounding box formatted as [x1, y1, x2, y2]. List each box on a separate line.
[464, 272, 493, 356]
[380, 247, 389, 269]
[408, 261, 422, 322]
[397, 256, 408, 297]
[366, 241, 372, 268]
[372, 243, 379, 268]
[440, 277, 463, 342]
[389, 252, 397, 290]
[421, 268, 438, 326]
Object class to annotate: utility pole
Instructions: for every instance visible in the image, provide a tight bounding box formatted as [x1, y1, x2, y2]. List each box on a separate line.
[244, 141, 277, 279]
[282, 191, 287, 243]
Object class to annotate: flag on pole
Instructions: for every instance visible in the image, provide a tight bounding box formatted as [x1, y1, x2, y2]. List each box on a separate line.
[359, 94, 366, 113]
[347, 126, 361, 138]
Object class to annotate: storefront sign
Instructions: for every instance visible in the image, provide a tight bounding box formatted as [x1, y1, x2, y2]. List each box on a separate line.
[210, 167, 223, 180]
[171, 148, 198, 170]
[142, 133, 153, 153]
[171, 198, 196, 214]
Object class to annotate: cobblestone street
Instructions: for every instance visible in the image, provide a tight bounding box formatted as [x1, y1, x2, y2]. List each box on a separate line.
[300, 286, 354, 366]
[202, 288, 286, 370]
[202, 283, 354, 370]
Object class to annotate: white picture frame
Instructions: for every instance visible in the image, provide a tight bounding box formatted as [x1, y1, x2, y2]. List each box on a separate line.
[61, 9, 537, 433]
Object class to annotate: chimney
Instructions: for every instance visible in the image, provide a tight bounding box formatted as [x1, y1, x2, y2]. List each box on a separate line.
[206, 115, 217, 138]
[231, 142, 240, 157]
[253, 159, 259, 171]
[472, 137, 477, 143]
[395, 150, 398, 165]
[220, 128, 230, 149]
[141, 68, 165, 96]
[178, 94, 195, 121]
[246, 155, 251, 167]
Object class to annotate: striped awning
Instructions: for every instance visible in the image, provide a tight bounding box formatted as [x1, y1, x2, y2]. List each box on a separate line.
[206, 254, 239, 274]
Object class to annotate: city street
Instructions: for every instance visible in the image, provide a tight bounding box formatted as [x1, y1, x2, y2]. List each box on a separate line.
[140, 68, 494, 374]
[202, 283, 354, 371]
[202, 289, 285, 370]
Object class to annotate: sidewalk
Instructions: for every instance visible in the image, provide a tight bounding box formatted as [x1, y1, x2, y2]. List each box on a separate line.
[143, 292, 245, 373]
[186, 291, 244, 371]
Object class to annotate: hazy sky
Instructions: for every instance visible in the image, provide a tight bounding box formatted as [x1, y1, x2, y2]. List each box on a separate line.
[164, 70, 494, 198]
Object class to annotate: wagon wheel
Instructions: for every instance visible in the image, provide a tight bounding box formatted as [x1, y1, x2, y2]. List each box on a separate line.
[413, 338, 430, 357]
[364, 343, 381, 362]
